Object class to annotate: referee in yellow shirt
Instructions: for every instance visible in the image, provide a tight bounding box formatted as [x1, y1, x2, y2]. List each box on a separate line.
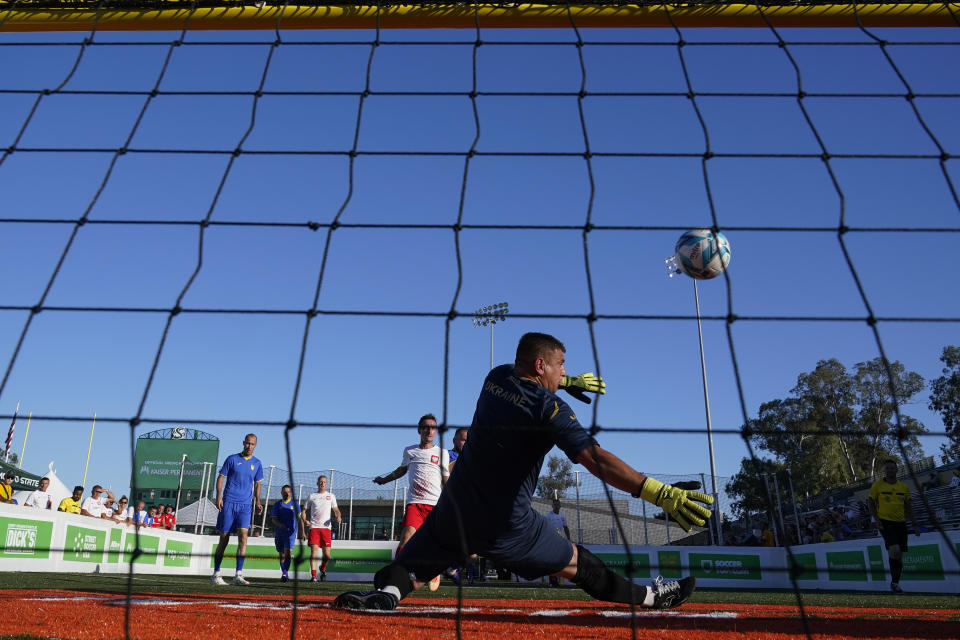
[868, 459, 920, 593]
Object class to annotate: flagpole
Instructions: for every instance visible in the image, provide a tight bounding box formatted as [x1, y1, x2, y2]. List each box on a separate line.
[18, 412, 31, 469]
[81, 413, 96, 488]
[4, 401, 19, 464]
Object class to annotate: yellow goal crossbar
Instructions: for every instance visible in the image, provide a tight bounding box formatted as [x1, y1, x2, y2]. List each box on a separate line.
[0, 2, 958, 32]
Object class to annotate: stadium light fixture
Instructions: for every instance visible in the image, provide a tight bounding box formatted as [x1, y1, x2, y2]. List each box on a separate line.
[666, 257, 722, 546]
[472, 302, 509, 371]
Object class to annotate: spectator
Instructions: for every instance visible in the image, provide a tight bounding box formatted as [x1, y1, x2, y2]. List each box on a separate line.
[163, 505, 176, 530]
[132, 500, 149, 526]
[81, 485, 109, 519]
[102, 496, 119, 522]
[58, 486, 84, 514]
[740, 528, 762, 546]
[24, 477, 53, 509]
[949, 470, 959, 488]
[761, 524, 775, 547]
[150, 506, 164, 528]
[844, 504, 857, 522]
[801, 526, 815, 545]
[0, 473, 14, 503]
[115, 496, 133, 525]
[820, 528, 836, 543]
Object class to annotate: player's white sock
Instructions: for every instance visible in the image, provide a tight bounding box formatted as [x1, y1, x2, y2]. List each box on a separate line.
[380, 585, 401, 600]
[642, 586, 655, 607]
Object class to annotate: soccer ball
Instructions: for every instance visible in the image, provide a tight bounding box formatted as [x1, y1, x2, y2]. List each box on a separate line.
[673, 229, 731, 280]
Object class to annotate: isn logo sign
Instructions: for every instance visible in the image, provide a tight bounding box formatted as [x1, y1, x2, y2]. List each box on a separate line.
[0, 517, 52, 559]
[690, 553, 762, 580]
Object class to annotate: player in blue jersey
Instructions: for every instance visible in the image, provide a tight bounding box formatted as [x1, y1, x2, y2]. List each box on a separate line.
[211, 433, 264, 586]
[270, 484, 300, 583]
[447, 427, 467, 471]
[335, 332, 714, 611]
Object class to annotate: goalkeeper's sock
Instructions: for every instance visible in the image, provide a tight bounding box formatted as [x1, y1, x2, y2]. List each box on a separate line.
[572, 545, 649, 605]
[373, 562, 414, 601]
[214, 551, 223, 572]
[236, 556, 245, 572]
[890, 557, 903, 583]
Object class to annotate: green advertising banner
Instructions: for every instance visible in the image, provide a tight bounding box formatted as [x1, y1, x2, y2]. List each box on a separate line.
[64, 525, 105, 563]
[163, 539, 193, 568]
[0, 516, 53, 559]
[212, 544, 393, 573]
[826, 550, 867, 581]
[867, 545, 886, 581]
[107, 528, 123, 564]
[657, 550, 682, 578]
[788, 552, 818, 580]
[593, 552, 650, 579]
[122, 533, 159, 565]
[690, 553, 762, 580]
[901, 544, 944, 581]
[133, 437, 219, 491]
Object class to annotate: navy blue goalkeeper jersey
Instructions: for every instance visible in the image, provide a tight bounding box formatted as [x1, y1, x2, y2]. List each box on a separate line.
[438, 364, 595, 549]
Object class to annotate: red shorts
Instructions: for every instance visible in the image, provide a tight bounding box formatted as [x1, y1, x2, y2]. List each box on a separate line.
[308, 528, 332, 548]
[401, 503, 434, 530]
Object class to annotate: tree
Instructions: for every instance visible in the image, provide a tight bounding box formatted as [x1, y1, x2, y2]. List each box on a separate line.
[793, 359, 863, 482]
[536, 454, 575, 499]
[929, 345, 960, 462]
[724, 457, 786, 518]
[738, 356, 929, 505]
[854, 357, 927, 477]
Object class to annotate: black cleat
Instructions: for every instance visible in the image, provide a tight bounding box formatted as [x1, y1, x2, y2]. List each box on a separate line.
[280, 575, 289, 583]
[332, 590, 398, 611]
[891, 582, 903, 593]
[651, 576, 696, 609]
[320, 571, 326, 582]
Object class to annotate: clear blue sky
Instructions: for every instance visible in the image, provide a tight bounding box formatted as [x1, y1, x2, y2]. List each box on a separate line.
[0, 22, 957, 508]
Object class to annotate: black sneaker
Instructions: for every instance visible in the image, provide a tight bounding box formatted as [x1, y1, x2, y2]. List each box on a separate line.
[891, 582, 903, 593]
[281, 575, 289, 583]
[332, 590, 398, 611]
[651, 576, 696, 609]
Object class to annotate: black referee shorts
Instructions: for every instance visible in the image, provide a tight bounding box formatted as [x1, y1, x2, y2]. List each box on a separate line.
[879, 519, 909, 551]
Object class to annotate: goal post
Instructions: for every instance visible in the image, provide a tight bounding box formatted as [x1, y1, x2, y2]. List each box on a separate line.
[1, 1, 958, 33]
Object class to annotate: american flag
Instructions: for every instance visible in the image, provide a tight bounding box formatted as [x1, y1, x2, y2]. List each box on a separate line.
[4, 402, 17, 462]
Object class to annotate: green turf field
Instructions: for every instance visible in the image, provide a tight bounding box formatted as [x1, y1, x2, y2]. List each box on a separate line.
[0, 572, 957, 609]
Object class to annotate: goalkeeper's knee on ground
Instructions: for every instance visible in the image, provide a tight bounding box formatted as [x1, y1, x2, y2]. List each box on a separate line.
[373, 562, 414, 600]
[572, 545, 648, 605]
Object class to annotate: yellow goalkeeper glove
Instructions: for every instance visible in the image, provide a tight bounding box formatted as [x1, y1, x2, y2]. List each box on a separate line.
[560, 372, 606, 404]
[635, 477, 714, 532]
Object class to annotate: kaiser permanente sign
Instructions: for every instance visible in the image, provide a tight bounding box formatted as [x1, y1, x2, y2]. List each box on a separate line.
[1, 503, 958, 591]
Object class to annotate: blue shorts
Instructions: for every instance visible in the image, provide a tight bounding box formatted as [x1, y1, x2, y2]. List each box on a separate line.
[217, 500, 252, 534]
[275, 534, 297, 552]
[397, 504, 573, 582]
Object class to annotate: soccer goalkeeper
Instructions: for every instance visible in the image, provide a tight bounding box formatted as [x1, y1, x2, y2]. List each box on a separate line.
[335, 331, 713, 611]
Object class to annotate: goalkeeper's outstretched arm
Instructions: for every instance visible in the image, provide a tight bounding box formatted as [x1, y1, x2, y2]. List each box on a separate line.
[576, 444, 714, 532]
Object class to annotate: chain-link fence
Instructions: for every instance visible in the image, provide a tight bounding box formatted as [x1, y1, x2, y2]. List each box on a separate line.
[222, 467, 734, 545]
[533, 471, 733, 547]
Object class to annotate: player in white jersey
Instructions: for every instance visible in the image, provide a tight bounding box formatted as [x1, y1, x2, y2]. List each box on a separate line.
[374, 413, 449, 590]
[300, 474, 341, 582]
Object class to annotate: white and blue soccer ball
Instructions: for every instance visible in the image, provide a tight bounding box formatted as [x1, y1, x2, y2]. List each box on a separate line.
[673, 229, 731, 280]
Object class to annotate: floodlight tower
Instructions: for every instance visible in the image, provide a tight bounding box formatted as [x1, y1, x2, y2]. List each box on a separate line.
[472, 302, 509, 371]
[666, 255, 723, 546]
